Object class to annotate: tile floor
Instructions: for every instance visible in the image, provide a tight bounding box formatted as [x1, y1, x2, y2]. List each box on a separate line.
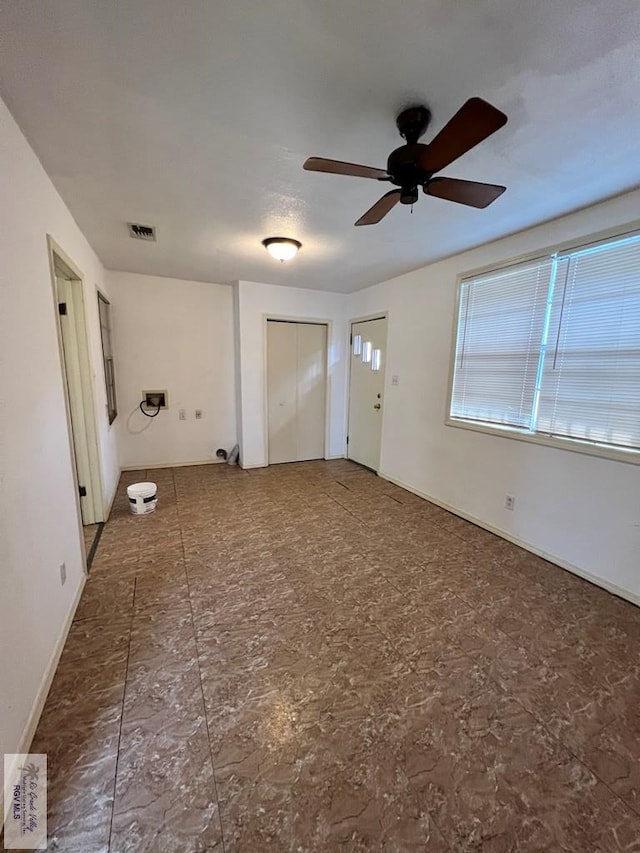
[30, 460, 640, 852]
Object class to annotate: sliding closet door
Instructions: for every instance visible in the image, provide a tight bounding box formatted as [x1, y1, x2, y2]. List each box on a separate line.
[267, 321, 326, 464]
[267, 321, 298, 464]
[296, 323, 326, 460]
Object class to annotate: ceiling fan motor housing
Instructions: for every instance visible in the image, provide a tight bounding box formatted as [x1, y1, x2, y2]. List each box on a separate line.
[390, 106, 435, 197]
[387, 143, 433, 194]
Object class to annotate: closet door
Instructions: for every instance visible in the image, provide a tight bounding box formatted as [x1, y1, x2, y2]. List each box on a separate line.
[267, 321, 298, 464]
[267, 321, 326, 464]
[296, 323, 326, 461]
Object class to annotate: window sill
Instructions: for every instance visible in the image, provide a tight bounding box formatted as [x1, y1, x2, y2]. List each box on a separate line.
[445, 417, 640, 466]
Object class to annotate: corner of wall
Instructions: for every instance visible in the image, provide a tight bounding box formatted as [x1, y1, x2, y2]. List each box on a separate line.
[232, 282, 244, 457]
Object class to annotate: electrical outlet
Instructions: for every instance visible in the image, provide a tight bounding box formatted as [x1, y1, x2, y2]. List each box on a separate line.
[59, 562, 66, 586]
[179, 408, 186, 421]
[195, 409, 203, 420]
[504, 495, 516, 511]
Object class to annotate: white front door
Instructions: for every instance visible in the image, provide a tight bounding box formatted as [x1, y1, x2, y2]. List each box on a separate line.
[348, 317, 387, 471]
[267, 321, 327, 464]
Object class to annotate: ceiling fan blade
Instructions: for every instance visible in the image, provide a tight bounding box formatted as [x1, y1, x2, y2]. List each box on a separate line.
[426, 177, 506, 208]
[355, 189, 402, 226]
[419, 98, 507, 172]
[304, 157, 388, 180]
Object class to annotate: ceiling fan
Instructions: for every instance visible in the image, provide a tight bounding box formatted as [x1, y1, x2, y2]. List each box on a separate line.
[303, 97, 508, 226]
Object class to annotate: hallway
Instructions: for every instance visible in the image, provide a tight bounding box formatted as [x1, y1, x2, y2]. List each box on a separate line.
[32, 461, 640, 851]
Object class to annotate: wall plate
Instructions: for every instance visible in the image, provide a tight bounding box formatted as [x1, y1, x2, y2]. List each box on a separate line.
[142, 390, 169, 410]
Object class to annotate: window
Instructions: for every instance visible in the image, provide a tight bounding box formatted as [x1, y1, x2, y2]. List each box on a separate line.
[98, 293, 117, 425]
[449, 231, 640, 458]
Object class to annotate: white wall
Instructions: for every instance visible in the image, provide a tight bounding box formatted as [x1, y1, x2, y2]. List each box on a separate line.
[234, 280, 347, 468]
[347, 189, 640, 603]
[107, 271, 237, 469]
[0, 96, 119, 764]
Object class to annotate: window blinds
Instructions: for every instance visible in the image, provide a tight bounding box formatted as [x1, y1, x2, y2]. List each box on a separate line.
[537, 236, 640, 449]
[451, 259, 552, 428]
[450, 231, 640, 454]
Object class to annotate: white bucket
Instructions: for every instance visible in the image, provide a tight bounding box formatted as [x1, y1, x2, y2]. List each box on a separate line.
[127, 481, 157, 515]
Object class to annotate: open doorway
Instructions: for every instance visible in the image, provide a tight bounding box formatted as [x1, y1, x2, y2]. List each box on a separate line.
[48, 238, 104, 565]
[347, 315, 388, 472]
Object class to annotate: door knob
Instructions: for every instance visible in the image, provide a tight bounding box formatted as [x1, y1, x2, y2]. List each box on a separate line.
[373, 403, 381, 410]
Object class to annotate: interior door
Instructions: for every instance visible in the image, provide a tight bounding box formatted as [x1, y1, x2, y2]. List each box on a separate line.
[267, 321, 326, 464]
[267, 321, 298, 464]
[56, 276, 94, 523]
[348, 317, 387, 471]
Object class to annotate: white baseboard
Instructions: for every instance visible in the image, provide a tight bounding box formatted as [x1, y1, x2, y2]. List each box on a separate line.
[2, 573, 86, 825]
[121, 458, 226, 472]
[240, 462, 268, 470]
[379, 470, 640, 609]
[325, 454, 346, 460]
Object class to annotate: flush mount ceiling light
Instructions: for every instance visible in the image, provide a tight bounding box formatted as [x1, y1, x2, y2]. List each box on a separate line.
[262, 237, 302, 262]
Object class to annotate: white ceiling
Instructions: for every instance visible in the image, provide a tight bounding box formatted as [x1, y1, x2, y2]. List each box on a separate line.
[2, 0, 640, 293]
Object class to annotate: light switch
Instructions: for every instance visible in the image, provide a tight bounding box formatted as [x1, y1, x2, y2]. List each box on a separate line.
[391, 375, 399, 386]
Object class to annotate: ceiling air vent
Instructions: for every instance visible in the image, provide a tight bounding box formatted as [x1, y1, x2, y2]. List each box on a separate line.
[127, 222, 157, 241]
